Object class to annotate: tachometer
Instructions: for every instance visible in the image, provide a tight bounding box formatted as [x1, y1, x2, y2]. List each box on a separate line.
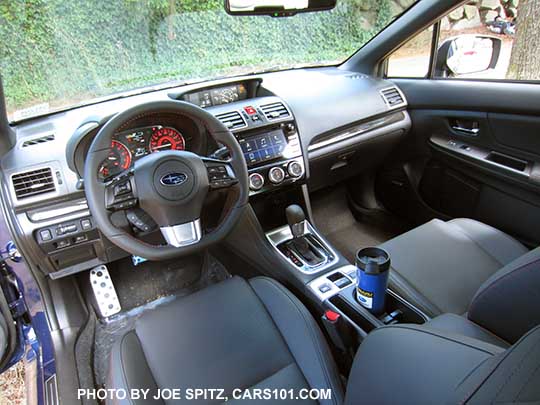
[149, 127, 185, 153]
[99, 140, 132, 179]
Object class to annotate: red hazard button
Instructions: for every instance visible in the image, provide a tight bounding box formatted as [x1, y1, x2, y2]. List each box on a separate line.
[244, 106, 257, 115]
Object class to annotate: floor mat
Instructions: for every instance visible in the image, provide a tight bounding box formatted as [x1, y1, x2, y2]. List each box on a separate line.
[311, 187, 408, 263]
[109, 254, 203, 312]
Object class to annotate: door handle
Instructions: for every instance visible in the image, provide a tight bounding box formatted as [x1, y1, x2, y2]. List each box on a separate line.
[451, 125, 479, 136]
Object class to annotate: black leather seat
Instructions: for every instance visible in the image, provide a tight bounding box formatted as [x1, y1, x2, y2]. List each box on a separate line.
[108, 276, 540, 404]
[108, 276, 344, 405]
[347, 323, 540, 404]
[379, 218, 530, 317]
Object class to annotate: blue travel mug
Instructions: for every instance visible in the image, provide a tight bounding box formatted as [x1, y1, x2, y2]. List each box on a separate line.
[356, 247, 391, 315]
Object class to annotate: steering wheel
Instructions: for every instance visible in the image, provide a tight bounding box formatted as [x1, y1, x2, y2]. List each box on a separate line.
[84, 100, 249, 261]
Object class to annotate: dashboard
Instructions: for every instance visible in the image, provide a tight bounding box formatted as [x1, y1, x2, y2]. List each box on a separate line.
[99, 125, 188, 179]
[2, 67, 410, 279]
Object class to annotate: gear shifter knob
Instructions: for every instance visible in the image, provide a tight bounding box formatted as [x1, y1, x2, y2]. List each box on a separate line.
[286, 204, 306, 239]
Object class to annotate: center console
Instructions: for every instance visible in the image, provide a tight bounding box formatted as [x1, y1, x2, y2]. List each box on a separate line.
[262, 203, 428, 344]
[309, 267, 428, 338]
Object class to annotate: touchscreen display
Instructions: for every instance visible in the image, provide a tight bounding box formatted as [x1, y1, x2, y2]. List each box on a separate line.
[239, 129, 286, 165]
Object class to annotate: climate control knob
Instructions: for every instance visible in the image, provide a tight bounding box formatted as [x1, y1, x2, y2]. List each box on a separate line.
[268, 167, 285, 184]
[287, 161, 304, 178]
[249, 173, 265, 191]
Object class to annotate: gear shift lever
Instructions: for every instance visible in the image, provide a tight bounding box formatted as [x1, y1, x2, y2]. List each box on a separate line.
[286, 204, 306, 239]
[276, 205, 330, 269]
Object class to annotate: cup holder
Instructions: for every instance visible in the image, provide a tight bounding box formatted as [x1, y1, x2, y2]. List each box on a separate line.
[329, 283, 428, 335]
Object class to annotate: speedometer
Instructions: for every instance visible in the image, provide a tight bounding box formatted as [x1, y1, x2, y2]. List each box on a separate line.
[149, 127, 185, 153]
[99, 140, 132, 179]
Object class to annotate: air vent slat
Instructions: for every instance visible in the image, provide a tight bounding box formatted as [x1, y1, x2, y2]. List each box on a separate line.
[215, 111, 247, 130]
[381, 87, 405, 108]
[12, 167, 56, 200]
[22, 134, 55, 147]
[259, 102, 290, 121]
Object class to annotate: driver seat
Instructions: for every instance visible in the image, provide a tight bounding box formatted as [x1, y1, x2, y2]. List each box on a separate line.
[108, 276, 344, 404]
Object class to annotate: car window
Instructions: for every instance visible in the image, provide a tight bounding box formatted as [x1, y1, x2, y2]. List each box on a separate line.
[387, 27, 433, 78]
[387, 1, 539, 82]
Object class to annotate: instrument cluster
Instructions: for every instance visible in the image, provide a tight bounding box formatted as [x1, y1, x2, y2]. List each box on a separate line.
[99, 125, 189, 179]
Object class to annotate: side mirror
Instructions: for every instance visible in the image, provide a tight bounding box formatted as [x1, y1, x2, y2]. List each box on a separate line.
[225, 0, 337, 17]
[435, 35, 502, 78]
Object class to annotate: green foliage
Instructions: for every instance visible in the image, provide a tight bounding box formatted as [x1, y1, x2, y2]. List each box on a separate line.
[0, 0, 400, 113]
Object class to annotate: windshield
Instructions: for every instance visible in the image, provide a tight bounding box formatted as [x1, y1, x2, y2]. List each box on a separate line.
[1, 0, 405, 122]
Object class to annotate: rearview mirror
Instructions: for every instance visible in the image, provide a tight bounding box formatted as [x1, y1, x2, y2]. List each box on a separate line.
[225, 0, 337, 17]
[435, 35, 502, 78]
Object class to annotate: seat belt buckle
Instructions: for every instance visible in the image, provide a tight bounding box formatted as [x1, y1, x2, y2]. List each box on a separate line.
[322, 310, 347, 352]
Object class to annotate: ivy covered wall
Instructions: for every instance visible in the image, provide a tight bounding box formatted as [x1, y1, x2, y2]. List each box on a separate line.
[0, 0, 405, 113]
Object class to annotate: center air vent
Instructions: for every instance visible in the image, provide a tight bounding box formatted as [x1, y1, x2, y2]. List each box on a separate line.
[260, 102, 290, 120]
[380, 87, 405, 108]
[215, 111, 247, 130]
[22, 134, 55, 147]
[12, 167, 56, 200]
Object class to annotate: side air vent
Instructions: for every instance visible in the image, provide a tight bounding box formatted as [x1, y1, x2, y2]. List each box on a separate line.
[260, 102, 290, 120]
[380, 87, 406, 108]
[215, 111, 247, 130]
[22, 134, 55, 147]
[12, 167, 56, 200]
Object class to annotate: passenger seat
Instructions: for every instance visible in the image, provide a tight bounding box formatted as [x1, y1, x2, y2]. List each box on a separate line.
[379, 218, 540, 344]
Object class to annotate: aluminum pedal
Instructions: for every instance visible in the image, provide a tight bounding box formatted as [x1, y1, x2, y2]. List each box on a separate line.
[89, 265, 121, 317]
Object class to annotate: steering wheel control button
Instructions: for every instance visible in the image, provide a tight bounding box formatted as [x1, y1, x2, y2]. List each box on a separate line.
[90, 265, 121, 318]
[115, 199, 137, 210]
[268, 166, 285, 184]
[249, 173, 265, 190]
[287, 161, 304, 177]
[113, 181, 131, 196]
[208, 164, 237, 189]
[126, 209, 156, 233]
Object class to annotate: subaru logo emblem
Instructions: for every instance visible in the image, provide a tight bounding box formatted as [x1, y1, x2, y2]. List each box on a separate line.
[160, 172, 188, 186]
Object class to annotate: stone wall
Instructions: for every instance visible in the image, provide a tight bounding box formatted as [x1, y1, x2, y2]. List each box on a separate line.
[440, 0, 519, 31]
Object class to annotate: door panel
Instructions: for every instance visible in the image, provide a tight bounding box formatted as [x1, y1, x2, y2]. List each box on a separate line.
[489, 113, 540, 156]
[380, 79, 540, 246]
